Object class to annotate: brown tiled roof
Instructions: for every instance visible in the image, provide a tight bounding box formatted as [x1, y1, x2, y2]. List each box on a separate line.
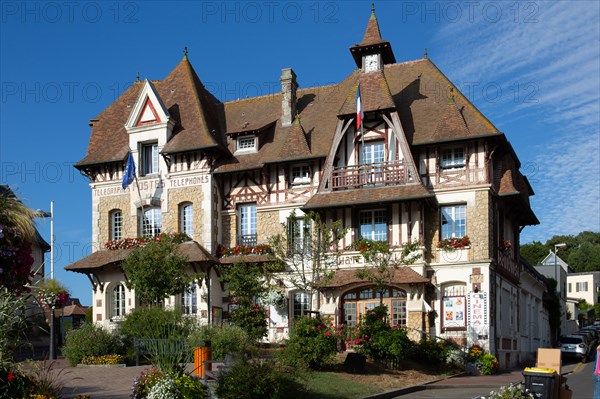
[494, 153, 539, 225]
[304, 184, 433, 210]
[321, 267, 430, 289]
[384, 59, 500, 145]
[338, 70, 395, 116]
[276, 118, 311, 161]
[432, 99, 470, 140]
[65, 241, 215, 273]
[76, 58, 226, 167]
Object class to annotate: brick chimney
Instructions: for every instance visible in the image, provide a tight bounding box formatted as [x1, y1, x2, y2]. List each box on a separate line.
[280, 68, 297, 127]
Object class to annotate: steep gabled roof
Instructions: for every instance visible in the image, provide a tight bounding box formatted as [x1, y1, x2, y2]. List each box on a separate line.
[338, 70, 395, 116]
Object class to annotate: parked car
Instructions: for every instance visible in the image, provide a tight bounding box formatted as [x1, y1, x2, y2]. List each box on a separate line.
[558, 335, 592, 361]
[573, 330, 597, 349]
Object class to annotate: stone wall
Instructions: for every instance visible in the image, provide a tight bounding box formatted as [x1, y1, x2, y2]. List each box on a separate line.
[166, 186, 205, 240]
[407, 311, 424, 341]
[469, 190, 491, 260]
[221, 213, 234, 247]
[98, 194, 135, 245]
[258, 210, 284, 243]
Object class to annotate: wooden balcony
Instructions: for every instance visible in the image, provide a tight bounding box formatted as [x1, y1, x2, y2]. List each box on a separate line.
[331, 161, 409, 190]
[423, 166, 488, 188]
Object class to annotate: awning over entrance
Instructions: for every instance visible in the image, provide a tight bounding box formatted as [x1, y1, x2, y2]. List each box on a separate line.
[321, 267, 430, 289]
[65, 241, 216, 273]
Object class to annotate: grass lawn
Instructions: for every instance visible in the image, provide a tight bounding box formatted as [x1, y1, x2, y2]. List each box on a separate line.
[294, 371, 383, 399]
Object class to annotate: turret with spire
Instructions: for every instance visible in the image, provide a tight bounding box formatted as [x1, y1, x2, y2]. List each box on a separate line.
[349, 3, 396, 70]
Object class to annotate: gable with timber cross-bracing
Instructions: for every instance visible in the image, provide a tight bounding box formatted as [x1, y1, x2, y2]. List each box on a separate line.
[221, 170, 270, 210]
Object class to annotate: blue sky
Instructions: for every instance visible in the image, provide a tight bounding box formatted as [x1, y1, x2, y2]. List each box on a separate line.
[1, 1, 599, 305]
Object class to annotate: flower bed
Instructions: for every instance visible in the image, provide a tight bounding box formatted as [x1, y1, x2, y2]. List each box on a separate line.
[437, 236, 470, 251]
[104, 232, 190, 250]
[216, 243, 272, 258]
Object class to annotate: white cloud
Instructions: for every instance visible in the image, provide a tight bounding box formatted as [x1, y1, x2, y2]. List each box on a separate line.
[433, 1, 600, 242]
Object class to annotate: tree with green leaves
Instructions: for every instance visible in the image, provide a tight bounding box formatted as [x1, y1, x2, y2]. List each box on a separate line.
[122, 237, 195, 305]
[350, 238, 422, 305]
[521, 231, 600, 272]
[269, 211, 347, 313]
[220, 262, 269, 341]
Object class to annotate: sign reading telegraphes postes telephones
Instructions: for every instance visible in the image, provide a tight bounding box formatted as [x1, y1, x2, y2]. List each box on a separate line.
[441, 296, 466, 329]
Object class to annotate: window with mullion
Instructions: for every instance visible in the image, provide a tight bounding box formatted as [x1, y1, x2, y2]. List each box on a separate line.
[180, 203, 193, 238]
[360, 141, 385, 165]
[359, 209, 387, 242]
[112, 284, 125, 318]
[141, 142, 159, 175]
[441, 205, 466, 239]
[293, 292, 309, 318]
[110, 210, 122, 241]
[441, 147, 465, 169]
[238, 203, 257, 244]
[142, 207, 162, 237]
[182, 283, 197, 315]
[288, 218, 311, 255]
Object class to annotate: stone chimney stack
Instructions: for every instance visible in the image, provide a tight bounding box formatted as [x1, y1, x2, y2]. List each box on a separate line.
[280, 68, 297, 127]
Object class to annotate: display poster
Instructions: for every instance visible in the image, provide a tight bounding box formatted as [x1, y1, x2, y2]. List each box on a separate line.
[442, 296, 466, 329]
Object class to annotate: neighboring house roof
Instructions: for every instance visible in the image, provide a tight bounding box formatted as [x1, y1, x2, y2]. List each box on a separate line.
[321, 267, 430, 289]
[65, 241, 215, 273]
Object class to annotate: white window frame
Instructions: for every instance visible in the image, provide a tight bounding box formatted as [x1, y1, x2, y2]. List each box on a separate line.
[441, 205, 466, 239]
[290, 164, 311, 186]
[238, 203, 257, 245]
[110, 210, 122, 241]
[441, 147, 465, 169]
[111, 284, 126, 319]
[236, 135, 257, 153]
[180, 203, 193, 238]
[292, 291, 309, 318]
[182, 283, 197, 315]
[289, 217, 311, 255]
[360, 140, 385, 165]
[141, 207, 162, 237]
[359, 209, 388, 242]
[141, 142, 159, 176]
[576, 282, 588, 292]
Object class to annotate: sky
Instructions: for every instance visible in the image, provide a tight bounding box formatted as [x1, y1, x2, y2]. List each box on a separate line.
[1, 1, 599, 305]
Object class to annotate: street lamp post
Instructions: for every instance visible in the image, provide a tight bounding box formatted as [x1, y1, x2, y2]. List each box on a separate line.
[554, 243, 566, 342]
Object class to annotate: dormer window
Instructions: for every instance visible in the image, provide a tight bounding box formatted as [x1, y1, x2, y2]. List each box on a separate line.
[237, 135, 257, 153]
[441, 147, 465, 169]
[291, 165, 310, 186]
[141, 142, 159, 175]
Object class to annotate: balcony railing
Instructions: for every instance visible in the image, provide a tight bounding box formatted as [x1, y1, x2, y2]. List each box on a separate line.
[331, 161, 408, 190]
[237, 233, 257, 246]
[424, 166, 488, 187]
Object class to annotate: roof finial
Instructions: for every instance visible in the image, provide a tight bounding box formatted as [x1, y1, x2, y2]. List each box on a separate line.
[183, 46, 188, 60]
[424, 48, 428, 59]
[371, 3, 375, 13]
[294, 113, 301, 125]
[448, 88, 456, 105]
[135, 71, 140, 83]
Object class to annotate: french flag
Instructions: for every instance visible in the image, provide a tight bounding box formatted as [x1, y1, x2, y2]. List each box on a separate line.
[356, 83, 363, 130]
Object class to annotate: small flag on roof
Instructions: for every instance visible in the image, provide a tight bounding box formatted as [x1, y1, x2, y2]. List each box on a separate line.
[122, 152, 136, 190]
[356, 83, 363, 130]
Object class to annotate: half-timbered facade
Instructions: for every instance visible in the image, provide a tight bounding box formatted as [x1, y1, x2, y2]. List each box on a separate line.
[67, 7, 543, 368]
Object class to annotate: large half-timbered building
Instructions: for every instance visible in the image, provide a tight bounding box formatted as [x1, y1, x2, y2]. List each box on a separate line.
[67, 7, 547, 368]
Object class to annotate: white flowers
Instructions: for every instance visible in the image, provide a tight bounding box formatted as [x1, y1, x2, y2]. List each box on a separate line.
[147, 376, 181, 399]
[487, 383, 534, 399]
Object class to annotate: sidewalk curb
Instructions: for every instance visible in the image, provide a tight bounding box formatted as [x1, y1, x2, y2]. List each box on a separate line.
[360, 373, 463, 399]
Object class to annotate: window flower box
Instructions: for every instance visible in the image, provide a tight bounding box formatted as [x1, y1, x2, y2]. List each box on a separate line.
[437, 235, 470, 251]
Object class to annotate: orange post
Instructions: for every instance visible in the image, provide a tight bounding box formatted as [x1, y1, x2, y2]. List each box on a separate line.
[194, 346, 212, 377]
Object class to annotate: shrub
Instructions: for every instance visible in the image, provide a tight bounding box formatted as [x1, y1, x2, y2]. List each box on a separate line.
[468, 344, 484, 361]
[0, 366, 32, 398]
[216, 359, 283, 399]
[477, 353, 499, 375]
[121, 306, 195, 340]
[131, 367, 207, 399]
[409, 336, 450, 365]
[352, 305, 412, 360]
[278, 317, 337, 370]
[187, 324, 253, 360]
[61, 323, 124, 366]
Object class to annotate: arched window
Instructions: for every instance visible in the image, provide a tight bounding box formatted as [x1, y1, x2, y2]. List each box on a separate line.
[110, 210, 122, 241]
[180, 203, 193, 238]
[111, 284, 126, 319]
[141, 207, 162, 237]
[342, 286, 407, 327]
[181, 283, 197, 315]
